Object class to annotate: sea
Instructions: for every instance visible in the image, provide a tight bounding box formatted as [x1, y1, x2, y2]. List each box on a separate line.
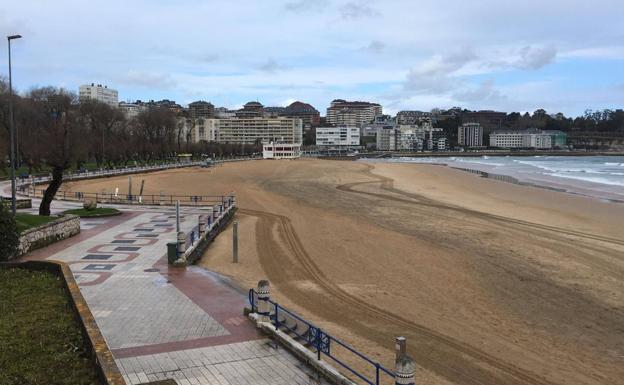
[364, 155, 624, 202]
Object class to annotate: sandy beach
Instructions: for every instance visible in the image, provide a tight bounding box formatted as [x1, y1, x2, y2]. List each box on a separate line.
[66, 159, 624, 385]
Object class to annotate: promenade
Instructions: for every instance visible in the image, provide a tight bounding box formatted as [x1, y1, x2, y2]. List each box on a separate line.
[9, 190, 328, 385]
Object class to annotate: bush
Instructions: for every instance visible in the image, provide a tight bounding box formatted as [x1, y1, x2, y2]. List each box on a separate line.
[0, 203, 20, 260]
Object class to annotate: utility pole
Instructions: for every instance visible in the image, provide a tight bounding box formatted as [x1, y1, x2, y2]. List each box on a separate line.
[7, 34, 22, 216]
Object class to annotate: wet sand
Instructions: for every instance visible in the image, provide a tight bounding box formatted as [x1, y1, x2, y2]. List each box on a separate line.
[67, 159, 624, 385]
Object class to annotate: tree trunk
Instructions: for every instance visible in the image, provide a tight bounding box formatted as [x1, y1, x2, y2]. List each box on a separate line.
[39, 166, 63, 216]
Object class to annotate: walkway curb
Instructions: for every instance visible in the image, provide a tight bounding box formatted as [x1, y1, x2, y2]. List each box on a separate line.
[248, 313, 357, 385]
[1, 260, 125, 385]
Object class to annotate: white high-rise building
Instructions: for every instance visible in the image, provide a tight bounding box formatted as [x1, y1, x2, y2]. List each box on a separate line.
[79, 83, 119, 108]
[458, 123, 483, 147]
[316, 126, 360, 147]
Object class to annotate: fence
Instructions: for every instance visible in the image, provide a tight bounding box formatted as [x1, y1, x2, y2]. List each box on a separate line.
[19, 187, 228, 207]
[249, 288, 396, 385]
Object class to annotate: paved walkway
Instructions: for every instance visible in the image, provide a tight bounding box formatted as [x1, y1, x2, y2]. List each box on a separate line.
[9, 188, 329, 385]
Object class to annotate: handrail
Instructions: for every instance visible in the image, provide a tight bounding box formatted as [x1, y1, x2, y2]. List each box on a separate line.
[249, 288, 394, 385]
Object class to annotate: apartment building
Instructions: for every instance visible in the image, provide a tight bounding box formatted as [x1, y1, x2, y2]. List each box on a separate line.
[217, 117, 302, 144]
[316, 126, 360, 147]
[326, 99, 382, 127]
[79, 83, 118, 107]
[458, 123, 483, 147]
[489, 128, 567, 149]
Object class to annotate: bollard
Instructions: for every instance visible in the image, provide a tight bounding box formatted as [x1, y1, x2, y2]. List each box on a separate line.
[233, 221, 238, 263]
[176, 200, 181, 233]
[257, 280, 271, 323]
[207, 215, 212, 229]
[198, 215, 206, 236]
[231, 193, 236, 207]
[395, 336, 407, 363]
[213, 204, 220, 221]
[395, 355, 416, 385]
[177, 231, 187, 256]
[219, 204, 223, 215]
[160, 191, 164, 206]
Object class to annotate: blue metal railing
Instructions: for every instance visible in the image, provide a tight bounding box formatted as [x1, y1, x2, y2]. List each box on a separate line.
[249, 289, 395, 385]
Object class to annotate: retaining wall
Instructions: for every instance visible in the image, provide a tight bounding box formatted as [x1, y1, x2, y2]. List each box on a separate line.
[0, 261, 125, 385]
[18, 215, 80, 257]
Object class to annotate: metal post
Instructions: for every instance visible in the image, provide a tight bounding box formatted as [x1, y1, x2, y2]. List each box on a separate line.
[233, 221, 238, 263]
[7, 35, 22, 215]
[128, 176, 133, 200]
[395, 336, 407, 362]
[175, 200, 181, 233]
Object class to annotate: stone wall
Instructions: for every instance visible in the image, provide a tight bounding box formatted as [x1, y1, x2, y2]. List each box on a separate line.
[1, 197, 32, 209]
[17, 215, 80, 256]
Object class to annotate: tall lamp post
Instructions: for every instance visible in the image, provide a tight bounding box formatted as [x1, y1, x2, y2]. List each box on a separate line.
[7, 34, 22, 216]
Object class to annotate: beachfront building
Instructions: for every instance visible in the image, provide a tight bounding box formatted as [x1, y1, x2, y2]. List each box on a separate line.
[316, 126, 360, 147]
[458, 123, 483, 147]
[396, 125, 425, 151]
[262, 142, 301, 159]
[376, 126, 397, 151]
[489, 128, 567, 149]
[79, 83, 118, 108]
[181, 117, 302, 145]
[425, 127, 448, 151]
[326, 99, 382, 127]
[216, 117, 302, 144]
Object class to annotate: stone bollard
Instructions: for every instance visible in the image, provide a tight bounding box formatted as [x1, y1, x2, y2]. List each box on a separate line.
[213, 205, 220, 221]
[207, 215, 212, 228]
[231, 193, 236, 207]
[257, 280, 271, 323]
[223, 199, 229, 210]
[395, 355, 416, 385]
[198, 215, 206, 236]
[177, 231, 187, 256]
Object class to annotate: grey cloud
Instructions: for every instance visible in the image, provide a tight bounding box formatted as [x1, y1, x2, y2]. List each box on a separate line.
[340, 1, 380, 19]
[258, 58, 287, 73]
[514, 45, 557, 70]
[363, 40, 386, 54]
[403, 48, 477, 94]
[453, 80, 506, 102]
[284, 0, 329, 12]
[119, 71, 176, 89]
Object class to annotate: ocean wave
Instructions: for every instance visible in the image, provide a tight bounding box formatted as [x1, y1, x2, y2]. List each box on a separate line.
[547, 173, 624, 187]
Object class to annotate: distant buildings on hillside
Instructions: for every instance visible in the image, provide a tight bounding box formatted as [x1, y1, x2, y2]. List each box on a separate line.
[76, 83, 572, 151]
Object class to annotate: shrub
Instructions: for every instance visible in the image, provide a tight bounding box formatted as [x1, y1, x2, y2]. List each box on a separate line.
[0, 203, 20, 260]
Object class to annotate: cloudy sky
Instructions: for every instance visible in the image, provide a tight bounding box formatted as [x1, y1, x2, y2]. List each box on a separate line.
[1, 0, 623, 116]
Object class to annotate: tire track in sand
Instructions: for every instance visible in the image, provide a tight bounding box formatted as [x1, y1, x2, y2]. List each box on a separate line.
[240, 207, 559, 385]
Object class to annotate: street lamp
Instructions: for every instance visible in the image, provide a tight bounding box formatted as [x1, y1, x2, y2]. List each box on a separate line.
[7, 34, 22, 216]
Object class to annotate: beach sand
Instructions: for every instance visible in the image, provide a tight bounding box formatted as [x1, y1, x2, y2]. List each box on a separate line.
[66, 159, 624, 385]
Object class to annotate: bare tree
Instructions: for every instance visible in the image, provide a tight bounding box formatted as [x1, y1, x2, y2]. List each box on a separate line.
[21, 87, 85, 216]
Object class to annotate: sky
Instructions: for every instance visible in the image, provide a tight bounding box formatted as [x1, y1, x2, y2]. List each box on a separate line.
[1, 0, 623, 116]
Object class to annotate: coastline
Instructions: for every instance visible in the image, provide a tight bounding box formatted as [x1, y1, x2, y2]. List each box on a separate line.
[362, 155, 624, 203]
[65, 160, 624, 385]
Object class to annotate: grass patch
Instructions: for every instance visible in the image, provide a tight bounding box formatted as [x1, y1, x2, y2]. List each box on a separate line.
[63, 208, 121, 218]
[0, 268, 101, 385]
[15, 213, 57, 233]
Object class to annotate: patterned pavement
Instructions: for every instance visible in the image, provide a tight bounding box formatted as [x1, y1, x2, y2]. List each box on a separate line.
[10, 187, 329, 385]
